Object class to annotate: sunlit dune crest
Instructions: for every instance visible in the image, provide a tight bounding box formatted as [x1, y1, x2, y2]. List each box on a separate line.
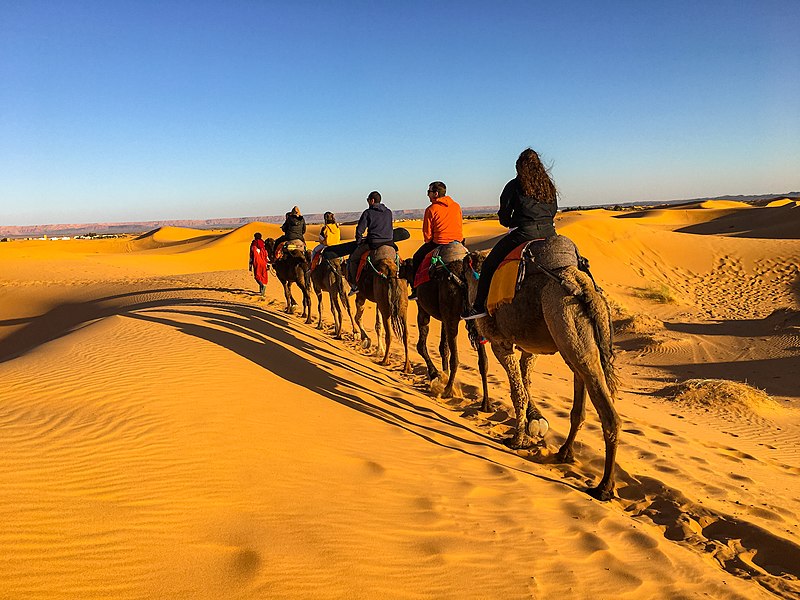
[1, 201, 799, 599]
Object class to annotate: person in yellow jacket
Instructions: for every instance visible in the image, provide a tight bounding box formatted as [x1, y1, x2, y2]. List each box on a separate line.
[311, 211, 341, 263]
[409, 181, 463, 299]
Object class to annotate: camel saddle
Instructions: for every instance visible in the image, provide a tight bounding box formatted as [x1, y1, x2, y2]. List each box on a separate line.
[276, 239, 307, 261]
[356, 244, 399, 283]
[414, 241, 469, 288]
[487, 235, 584, 315]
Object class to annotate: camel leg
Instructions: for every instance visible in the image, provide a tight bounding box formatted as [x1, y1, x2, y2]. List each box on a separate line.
[490, 341, 534, 449]
[477, 342, 491, 412]
[302, 281, 313, 324]
[329, 282, 343, 338]
[416, 308, 439, 381]
[400, 306, 411, 374]
[376, 307, 391, 366]
[439, 325, 450, 373]
[582, 372, 620, 501]
[343, 292, 357, 338]
[315, 286, 324, 330]
[283, 282, 294, 313]
[441, 317, 459, 399]
[354, 296, 370, 349]
[520, 351, 548, 437]
[546, 300, 620, 500]
[556, 375, 586, 464]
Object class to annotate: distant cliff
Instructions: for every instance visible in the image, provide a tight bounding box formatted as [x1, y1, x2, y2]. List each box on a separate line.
[2, 192, 797, 238]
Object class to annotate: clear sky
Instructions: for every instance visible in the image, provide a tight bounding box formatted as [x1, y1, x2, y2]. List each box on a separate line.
[2, 0, 799, 225]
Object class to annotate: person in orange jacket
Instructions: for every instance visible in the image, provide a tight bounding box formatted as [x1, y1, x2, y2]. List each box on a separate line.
[409, 181, 463, 300]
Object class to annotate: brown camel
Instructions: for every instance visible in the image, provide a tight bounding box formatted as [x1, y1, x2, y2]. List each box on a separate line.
[463, 250, 620, 501]
[264, 238, 313, 324]
[400, 252, 490, 410]
[351, 247, 412, 373]
[310, 254, 356, 339]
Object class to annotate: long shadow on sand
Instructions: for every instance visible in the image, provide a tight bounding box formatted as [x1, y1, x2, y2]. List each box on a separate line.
[0, 288, 574, 492]
[0, 286, 251, 363]
[125, 299, 570, 481]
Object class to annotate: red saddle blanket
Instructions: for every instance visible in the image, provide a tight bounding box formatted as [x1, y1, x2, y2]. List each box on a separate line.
[310, 252, 323, 271]
[414, 251, 435, 288]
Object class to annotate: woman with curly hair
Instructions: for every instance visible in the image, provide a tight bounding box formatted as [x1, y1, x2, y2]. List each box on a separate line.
[464, 148, 558, 320]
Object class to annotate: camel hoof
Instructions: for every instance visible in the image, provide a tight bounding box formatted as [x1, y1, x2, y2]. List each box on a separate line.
[361, 338, 371, 350]
[479, 401, 492, 412]
[555, 447, 575, 463]
[587, 485, 614, 502]
[525, 417, 549, 438]
[503, 436, 535, 450]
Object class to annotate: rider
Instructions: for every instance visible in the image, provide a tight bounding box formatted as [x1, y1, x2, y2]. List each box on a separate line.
[348, 191, 394, 294]
[311, 211, 341, 263]
[463, 148, 558, 320]
[408, 181, 463, 300]
[275, 205, 307, 248]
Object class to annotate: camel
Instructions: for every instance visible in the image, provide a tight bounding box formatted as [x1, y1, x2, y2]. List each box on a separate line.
[310, 254, 356, 339]
[350, 246, 412, 373]
[264, 238, 313, 324]
[463, 249, 620, 501]
[400, 249, 490, 410]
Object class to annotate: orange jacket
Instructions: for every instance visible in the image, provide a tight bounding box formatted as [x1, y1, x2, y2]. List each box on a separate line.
[423, 196, 463, 244]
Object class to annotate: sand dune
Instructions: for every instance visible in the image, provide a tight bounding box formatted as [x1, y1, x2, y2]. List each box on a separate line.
[1, 200, 798, 598]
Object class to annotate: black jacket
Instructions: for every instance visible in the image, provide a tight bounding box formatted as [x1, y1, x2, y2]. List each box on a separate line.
[355, 203, 393, 247]
[498, 178, 557, 237]
[281, 213, 306, 241]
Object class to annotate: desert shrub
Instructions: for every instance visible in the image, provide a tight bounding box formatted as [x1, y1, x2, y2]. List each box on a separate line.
[667, 379, 776, 415]
[634, 284, 677, 304]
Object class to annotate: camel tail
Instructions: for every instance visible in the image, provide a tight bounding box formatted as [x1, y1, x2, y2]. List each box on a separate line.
[378, 259, 406, 337]
[568, 267, 619, 398]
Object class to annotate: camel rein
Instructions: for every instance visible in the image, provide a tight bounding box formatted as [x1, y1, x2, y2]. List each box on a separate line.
[430, 255, 466, 288]
[366, 255, 401, 280]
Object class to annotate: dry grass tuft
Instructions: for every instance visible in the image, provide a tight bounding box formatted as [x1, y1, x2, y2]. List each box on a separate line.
[634, 284, 678, 304]
[668, 379, 777, 415]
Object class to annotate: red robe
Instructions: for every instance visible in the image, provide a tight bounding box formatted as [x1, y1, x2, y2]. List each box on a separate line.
[249, 239, 269, 285]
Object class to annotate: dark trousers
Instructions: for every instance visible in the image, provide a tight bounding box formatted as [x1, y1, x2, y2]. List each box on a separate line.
[472, 225, 555, 311]
[410, 242, 438, 288]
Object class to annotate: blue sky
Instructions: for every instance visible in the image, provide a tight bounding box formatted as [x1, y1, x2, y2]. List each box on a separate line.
[2, 0, 799, 225]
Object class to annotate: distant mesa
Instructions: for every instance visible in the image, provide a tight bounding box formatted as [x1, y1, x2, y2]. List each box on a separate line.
[1, 192, 797, 238]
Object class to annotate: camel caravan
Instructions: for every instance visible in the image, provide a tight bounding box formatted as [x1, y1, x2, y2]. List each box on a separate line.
[251, 150, 621, 500]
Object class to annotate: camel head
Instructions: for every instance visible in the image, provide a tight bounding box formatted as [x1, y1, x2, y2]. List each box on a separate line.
[398, 258, 414, 286]
[462, 251, 488, 303]
[263, 238, 277, 262]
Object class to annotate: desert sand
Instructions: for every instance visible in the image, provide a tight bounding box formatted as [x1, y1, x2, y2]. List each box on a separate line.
[1, 200, 798, 599]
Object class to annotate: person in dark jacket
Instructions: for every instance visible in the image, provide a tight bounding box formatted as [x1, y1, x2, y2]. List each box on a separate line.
[464, 148, 558, 320]
[348, 191, 394, 292]
[275, 206, 307, 247]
